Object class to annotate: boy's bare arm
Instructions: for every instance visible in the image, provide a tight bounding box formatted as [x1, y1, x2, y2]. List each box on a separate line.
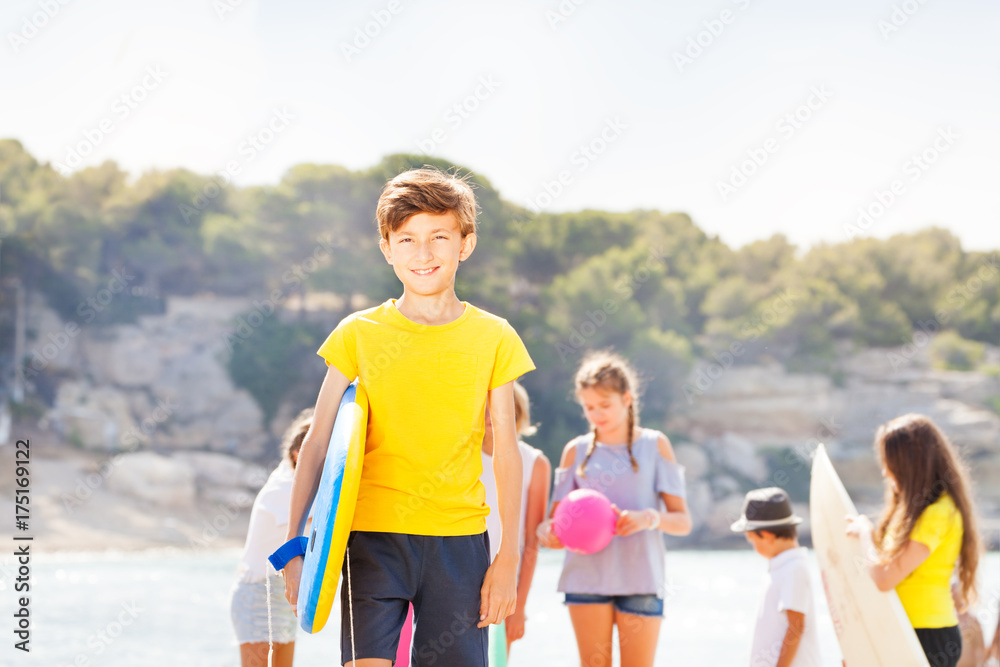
[479, 380, 523, 628]
[775, 610, 805, 667]
[281, 365, 351, 613]
[286, 365, 352, 541]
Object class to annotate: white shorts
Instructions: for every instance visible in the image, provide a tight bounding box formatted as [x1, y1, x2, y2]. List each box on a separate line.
[230, 574, 298, 645]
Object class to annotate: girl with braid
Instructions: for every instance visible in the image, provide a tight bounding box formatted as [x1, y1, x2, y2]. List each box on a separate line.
[538, 351, 691, 666]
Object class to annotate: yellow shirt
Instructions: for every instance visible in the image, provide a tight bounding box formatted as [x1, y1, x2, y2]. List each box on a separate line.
[317, 299, 535, 536]
[895, 492, 963, 628]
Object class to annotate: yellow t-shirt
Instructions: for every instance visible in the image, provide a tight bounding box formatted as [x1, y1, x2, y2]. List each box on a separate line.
[895, 492, 963, 628]
[317, 299, 535, 536]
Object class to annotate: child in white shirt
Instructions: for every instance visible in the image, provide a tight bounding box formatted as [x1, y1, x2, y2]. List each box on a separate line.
[731, 487, 822, 667]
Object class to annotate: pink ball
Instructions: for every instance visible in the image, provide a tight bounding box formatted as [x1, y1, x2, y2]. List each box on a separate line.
[553, 489, 617, 554]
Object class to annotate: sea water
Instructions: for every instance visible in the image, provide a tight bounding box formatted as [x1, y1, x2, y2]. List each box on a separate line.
[4, 549, 998, 666]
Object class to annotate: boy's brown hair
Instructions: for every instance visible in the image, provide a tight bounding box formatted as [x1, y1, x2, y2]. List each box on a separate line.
[376, 168, 478, 240]
[754, 525, 797, 541]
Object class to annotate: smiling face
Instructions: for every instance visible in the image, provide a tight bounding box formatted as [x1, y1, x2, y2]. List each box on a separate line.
[378, 211, 476, 297]
[577, 386, 632, 437]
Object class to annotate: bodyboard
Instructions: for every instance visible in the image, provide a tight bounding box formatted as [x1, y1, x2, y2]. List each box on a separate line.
[298, 381, 367, 633]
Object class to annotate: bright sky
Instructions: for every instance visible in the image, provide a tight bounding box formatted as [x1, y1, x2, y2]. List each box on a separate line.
[3, 0, 999, 251]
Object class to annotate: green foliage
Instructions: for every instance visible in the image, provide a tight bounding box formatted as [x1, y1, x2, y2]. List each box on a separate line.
[8, 397, 46, 421]
[225, 316, 327, 425]
[930, 330, 986, 371]
[760, 447, 811, 502]
[1, 142, 998, 466]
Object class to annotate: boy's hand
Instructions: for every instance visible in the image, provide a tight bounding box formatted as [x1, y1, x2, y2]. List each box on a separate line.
[479, 552, 517, 628]
[282, 556, 303, 618]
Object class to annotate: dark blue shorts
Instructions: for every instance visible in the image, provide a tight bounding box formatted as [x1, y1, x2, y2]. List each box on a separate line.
[564, 592, 664, 618]
[340, 531, 490, 666]
[914, 626, 961, 667]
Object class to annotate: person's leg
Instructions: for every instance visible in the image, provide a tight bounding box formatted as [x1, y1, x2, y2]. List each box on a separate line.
[341, 532, 418, 665]
[614, 608, 662, 667]
[567, 599, 615, 667]
[270, 642, 295, 667]
[411, 533, 490, 667]
[233, 578, 299, 667]
[239, 642, 268, 667]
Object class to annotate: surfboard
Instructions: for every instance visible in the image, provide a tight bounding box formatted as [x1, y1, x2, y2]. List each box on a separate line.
[298, 381, 367, 634]
[809, 443, 929, 666]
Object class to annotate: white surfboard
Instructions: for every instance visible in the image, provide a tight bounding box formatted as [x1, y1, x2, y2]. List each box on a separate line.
[810, 444, 929, 666]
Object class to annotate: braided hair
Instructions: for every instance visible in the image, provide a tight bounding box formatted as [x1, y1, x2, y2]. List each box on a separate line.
[575, 351, 640, 477]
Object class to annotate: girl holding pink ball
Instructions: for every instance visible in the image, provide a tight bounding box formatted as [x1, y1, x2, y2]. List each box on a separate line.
[538, 350, 692, 666]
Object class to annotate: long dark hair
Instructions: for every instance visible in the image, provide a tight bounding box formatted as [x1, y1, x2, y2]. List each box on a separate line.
[574, 351, 640, 477]
[874, 413, 981, 610]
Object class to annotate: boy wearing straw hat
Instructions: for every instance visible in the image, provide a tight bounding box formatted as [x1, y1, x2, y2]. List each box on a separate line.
[731, 487, 822, 667]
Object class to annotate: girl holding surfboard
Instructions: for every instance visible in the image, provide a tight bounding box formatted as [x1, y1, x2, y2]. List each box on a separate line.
[538, 351, 691, 667]
[846, 413, 983, 667]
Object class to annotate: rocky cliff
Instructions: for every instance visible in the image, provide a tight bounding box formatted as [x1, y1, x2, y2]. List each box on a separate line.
[7, 292, 1000, 550]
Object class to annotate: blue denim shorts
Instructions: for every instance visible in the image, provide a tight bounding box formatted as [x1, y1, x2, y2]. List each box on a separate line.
[564, 592, 664, 618]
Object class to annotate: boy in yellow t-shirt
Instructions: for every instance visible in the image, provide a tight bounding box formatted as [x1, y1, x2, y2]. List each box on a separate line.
[278, 168, 534, 666]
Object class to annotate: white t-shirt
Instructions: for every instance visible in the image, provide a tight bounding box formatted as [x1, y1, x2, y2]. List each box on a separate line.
[480, 441, 542, 563]
[235, 460, 311, 583]
[750, 547, 823, 667]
